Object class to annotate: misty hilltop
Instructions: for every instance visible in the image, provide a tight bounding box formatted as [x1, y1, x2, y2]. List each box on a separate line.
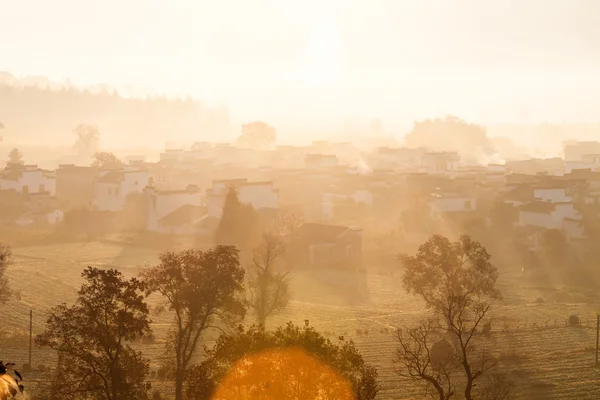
[0, 72, 231, 148]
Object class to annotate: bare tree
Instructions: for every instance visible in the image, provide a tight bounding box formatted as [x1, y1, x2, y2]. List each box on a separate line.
[394, 320, 456, 400]
[398, 234, 508, 400]
[247, 233, 289, 327]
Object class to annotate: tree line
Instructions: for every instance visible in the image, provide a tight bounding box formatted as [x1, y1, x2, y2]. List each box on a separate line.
[0, 228, 510, 399]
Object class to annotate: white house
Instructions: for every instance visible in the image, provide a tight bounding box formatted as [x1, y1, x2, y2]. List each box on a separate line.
[94, 167, 149, 212]
[0, 165, 56, 195]
[428, 192, 476, 220]
[533, 186, 571, 203]
[421, 152, 460, 174]
[518, 201, 582, 234]
[206, 179, 279, 218]
[144, 185, 203, 232]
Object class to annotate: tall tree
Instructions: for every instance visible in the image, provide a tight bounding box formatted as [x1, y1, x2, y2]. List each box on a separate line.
[247, 233, 289, 327]
[92, 152, 124, 169]
[6, 148, 23, 167]
[215, 188, 260, 251]
[185, 322, 379, 400]
[36, 267, 151, 400]
[237, 121, 276, 149]
[397, 234, 503, 400]
[141, 246, 246, 400]
[73, 124, 100, 158]
[404, 116, 494, 163]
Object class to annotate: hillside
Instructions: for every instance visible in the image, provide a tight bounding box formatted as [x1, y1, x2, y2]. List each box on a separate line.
[0, 73, 231, 148]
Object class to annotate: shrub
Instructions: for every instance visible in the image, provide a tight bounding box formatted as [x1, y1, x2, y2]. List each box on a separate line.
[535, 297, 545, 304]
[568, 315, 580, 326]
[152, 390, 163, 400]
[37, 364, 46, 372]
[22, 363, 32, 373]
[157, 367, 167, 380]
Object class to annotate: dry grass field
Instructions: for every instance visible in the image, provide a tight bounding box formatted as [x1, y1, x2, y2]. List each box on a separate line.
[3, 240, 600, 399]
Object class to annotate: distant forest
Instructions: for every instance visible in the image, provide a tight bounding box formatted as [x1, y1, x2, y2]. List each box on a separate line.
[0, 72, 231, 148]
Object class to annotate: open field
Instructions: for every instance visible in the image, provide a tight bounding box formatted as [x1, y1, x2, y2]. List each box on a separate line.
[3, 241, 600, 399]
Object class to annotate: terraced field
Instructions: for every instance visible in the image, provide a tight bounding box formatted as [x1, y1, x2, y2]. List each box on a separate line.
[3, 241, 600, 399]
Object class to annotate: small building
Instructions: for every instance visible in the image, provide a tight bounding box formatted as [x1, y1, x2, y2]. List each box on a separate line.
[428, 192, 476, 221]
[94, 168, 149, 212]
[0, 165, 56, 196]
[144, 185, 203, 232]
[288, 223, 362, 269]
[56, 164, 97, 208]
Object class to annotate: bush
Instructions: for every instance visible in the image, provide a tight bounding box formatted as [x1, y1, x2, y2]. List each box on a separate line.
[568, 314, 580, 326]
[37, 364, 47, 372]
[22, 363, 32, 373]
[152, 390, 163, 400]
[157, 367, 167, 380]
[535, 297, 545, 304]
[149, 370, 157, 379]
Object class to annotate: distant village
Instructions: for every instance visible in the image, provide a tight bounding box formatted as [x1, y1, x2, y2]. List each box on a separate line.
[1, 131, 600, 274]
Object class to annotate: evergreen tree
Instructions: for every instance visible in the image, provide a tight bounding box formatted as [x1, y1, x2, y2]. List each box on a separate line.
[215, 187, 260, 251]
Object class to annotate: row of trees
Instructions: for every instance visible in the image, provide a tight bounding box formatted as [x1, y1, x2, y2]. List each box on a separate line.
[0, 231, 508, 399]
[33, 242, 376, 400]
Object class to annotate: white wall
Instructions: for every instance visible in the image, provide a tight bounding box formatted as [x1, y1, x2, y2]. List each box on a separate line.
[518, 211, 559, 229]
[533, 188, 571, 203]
[146, 189, 202, 231]
[95, 183, 123, 211]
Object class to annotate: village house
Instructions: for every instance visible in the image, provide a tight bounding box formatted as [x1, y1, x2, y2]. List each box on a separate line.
[93, 166, 150, 212]
[144, 184, 204, 233]
[421, 152, 460, 174]
[517, 200, 582, 236]
[427, 191, 477, 221]
[55, 164, 97, 208]
[0, 164, 56, 196]
[206, 179, 279, 218]
[287, 222, 362, 269]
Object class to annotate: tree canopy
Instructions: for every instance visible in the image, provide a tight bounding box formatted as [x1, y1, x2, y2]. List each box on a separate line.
[398, 234, 504, 400]
[247, 234, 289, 327]
[36, 267, 151, 400]
[92, 152, 124, 169]
[215, 188, 261, 251]
[404, 116, 494, 163]
[142, 246, 246, 400]
[185, 322, 379, 400]
[237, 121, 276, 149]
[6, 148, 23, 166]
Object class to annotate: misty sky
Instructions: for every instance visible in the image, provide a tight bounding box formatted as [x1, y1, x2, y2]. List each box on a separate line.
[2, 0, 600, 131]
